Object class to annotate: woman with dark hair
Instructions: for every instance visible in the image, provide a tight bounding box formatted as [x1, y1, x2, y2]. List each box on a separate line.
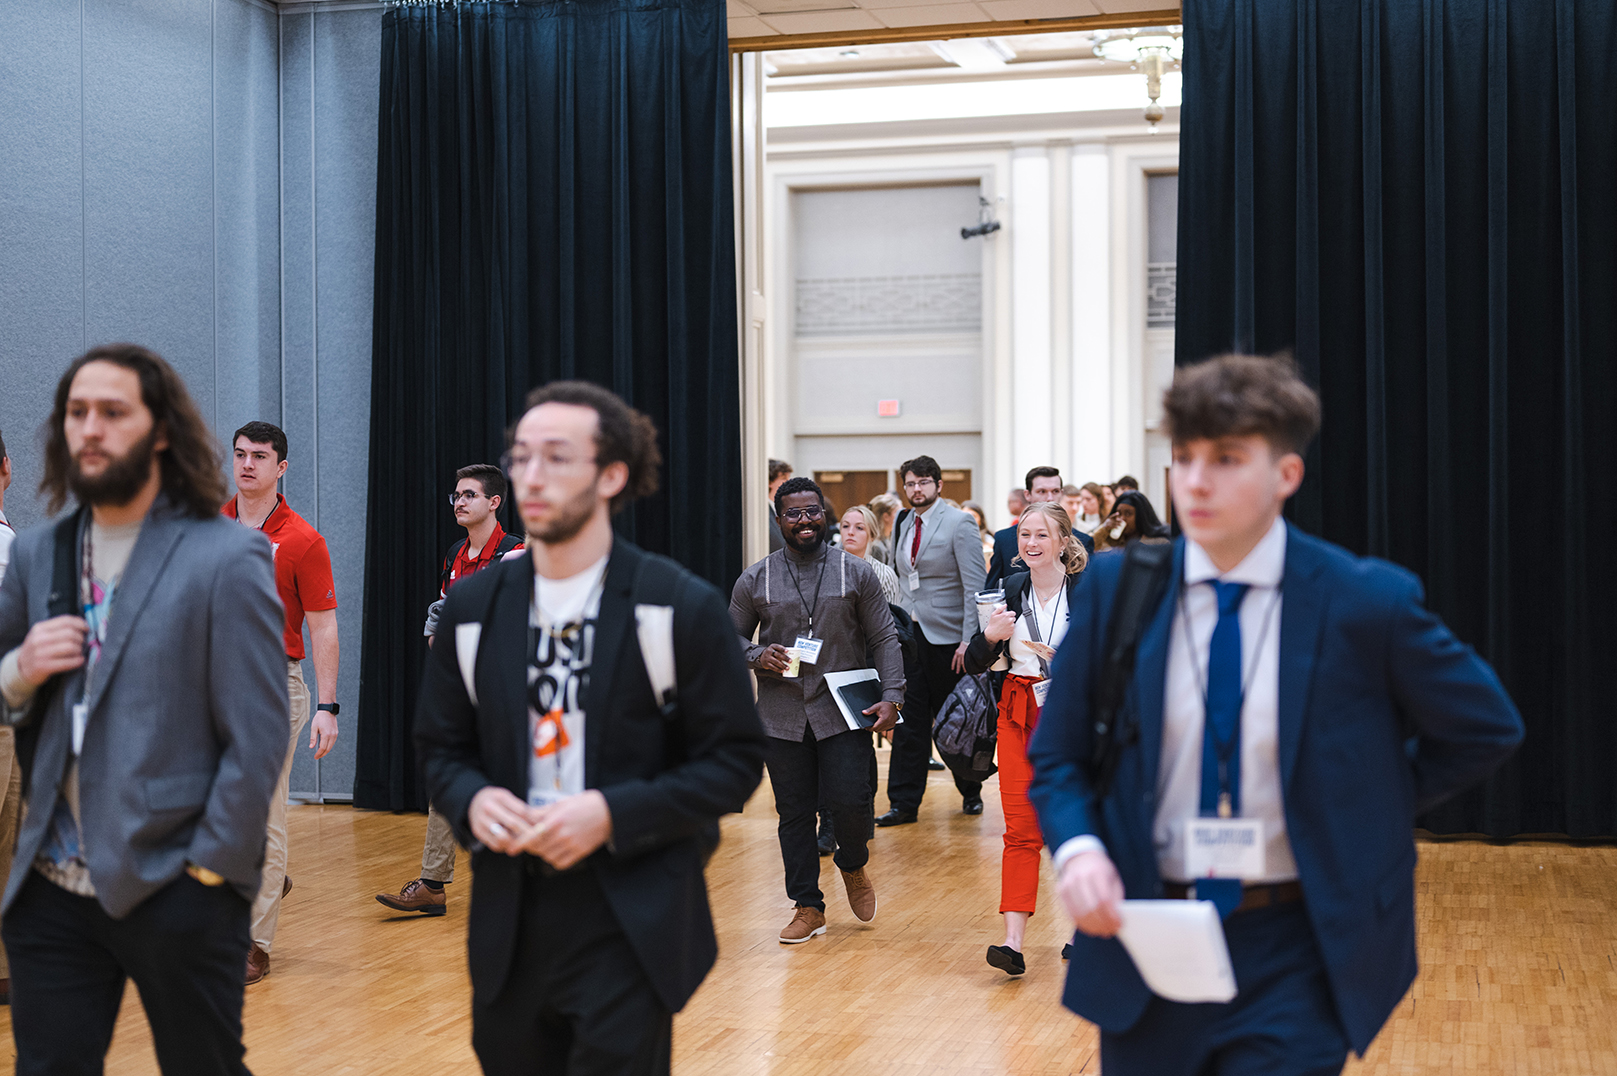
[963, 502, 1087, 975]
[1091, 490, 1170, 551]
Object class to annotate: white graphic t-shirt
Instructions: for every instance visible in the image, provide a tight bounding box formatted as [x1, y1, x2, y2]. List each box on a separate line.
[527, 556, 608, 807]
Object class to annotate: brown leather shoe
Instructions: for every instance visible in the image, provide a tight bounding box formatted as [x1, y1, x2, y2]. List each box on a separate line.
[778, 905, 826, 944]
[245, 943, 269, 986]
[840, 866, 877, 922]
[282, 875, 293, 899]
[375, 878, 448, 916]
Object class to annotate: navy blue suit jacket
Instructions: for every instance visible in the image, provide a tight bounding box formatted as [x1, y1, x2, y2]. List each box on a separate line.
[987, 523, 1093, 589]
[1027, 525, 1522, 1054]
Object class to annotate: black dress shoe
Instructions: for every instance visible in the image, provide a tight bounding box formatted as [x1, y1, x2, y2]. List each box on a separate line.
[1061, 943, 1073, 961]
[927, 758, 947, 771]
[986, 945, 1026, 976]
[875, 808, 918, 827]
[962, 796, 984, 815]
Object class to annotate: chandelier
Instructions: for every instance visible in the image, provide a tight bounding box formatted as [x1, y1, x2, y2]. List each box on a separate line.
[1090, 27, 1184, 131]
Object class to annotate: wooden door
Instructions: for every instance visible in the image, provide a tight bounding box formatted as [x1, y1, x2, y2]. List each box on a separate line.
[939, 468, 973, 506]
[814, 470, 890, 519]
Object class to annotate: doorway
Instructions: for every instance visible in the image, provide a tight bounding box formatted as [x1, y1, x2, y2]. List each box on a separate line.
[814, 469, 889, 518]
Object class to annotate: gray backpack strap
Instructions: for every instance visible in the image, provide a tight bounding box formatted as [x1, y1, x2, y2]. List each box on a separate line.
[630, 555, 681, 718]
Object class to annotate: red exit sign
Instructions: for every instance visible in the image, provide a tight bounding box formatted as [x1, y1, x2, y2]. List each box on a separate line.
[877, 399, 901, 417]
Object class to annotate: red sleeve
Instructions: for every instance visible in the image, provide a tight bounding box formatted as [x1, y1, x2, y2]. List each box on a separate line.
[297, 534, 339, 612]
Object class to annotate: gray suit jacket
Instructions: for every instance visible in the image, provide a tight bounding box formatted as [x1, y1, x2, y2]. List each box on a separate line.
[891, 502, 987, 647]
[0, 497, 288, 918]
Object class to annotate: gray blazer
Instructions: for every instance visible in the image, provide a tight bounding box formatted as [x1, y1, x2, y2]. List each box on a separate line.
[891, 501, 987, 647]
[0, 497, 289, 918]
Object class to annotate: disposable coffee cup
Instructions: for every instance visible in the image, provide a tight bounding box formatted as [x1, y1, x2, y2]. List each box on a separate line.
[782, 648, 802, 678]
[975, 589, 1005, 631]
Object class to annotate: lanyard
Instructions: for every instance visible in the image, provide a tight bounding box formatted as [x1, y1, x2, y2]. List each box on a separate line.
[784, 549, 828, 637]
[1178, 579, 1282, 814]
[1022, 577, 1065, 679]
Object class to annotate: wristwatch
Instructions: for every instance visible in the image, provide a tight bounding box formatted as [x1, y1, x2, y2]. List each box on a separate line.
[317, 703, 340, 716]
[187, 863, 227, 887]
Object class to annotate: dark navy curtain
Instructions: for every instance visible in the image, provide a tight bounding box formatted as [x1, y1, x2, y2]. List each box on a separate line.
[356, 0, 740, 810]
[1176, 0, 1617, 837]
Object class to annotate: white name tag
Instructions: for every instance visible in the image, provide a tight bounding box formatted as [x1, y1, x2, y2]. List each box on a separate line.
[1031, 679, 1051, 707]
[794, 636, 824, 664]
[1185, 818, 1266, 880]
[906, 572, 919, 592]
[72, 702, 89, 756]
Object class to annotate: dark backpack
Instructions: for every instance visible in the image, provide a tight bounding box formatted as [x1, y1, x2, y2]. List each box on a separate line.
[933, 671, 999, 784]
[439, 532, 523, 596]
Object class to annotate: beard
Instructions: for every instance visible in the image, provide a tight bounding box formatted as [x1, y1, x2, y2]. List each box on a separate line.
[525, 483, 598, 546]
[783, 521, 827, 554]
[69, 427, 159, 507]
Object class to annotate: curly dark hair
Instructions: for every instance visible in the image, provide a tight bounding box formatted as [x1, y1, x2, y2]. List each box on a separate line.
[521, 381, 661, 514]
[773, 475, 824, 516]
[41, 343, 228, 518]
[1162, 354, 1321, 456]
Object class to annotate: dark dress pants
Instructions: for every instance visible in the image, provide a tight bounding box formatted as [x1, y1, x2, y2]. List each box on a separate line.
[766, 723, 875, 910]
[1099, 902, 1350, 1076]
[3, 869, 253, 1076]
[472, 866, 672, 1076]
[886, 639, 983, 813]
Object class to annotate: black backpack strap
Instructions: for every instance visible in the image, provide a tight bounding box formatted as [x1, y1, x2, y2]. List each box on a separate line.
[891, 508, 912, 564]
[494, 533, 523, 557]
[1088, 541, 1174, 804]
[440, 538, 469, 595]
[16, 509, 86, 797]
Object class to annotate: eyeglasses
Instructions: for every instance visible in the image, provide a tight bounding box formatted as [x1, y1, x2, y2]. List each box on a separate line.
[781, 506, 825, 522]
[902, 479, 936, 491]
[501, 448, 598, 479]
[448, 491, 483, 506]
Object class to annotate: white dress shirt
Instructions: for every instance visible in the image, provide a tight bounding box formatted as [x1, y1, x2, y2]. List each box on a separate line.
[1053, 518, 1299, 885]
[1008, 581, 1070, 678]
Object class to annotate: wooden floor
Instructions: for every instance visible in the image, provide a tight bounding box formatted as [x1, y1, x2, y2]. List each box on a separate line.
[0, 751, 1613, 1074]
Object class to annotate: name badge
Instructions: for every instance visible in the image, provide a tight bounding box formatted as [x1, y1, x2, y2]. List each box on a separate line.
[906, 572, 920, 592]
[72, 702, 89, 756]
[793, 636, 824, 665]
[1031, 679, 1051, 707]
[1185, 818, 1266, 880]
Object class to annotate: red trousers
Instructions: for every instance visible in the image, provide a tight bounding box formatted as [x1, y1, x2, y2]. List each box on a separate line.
[997, 675, 1044, 915]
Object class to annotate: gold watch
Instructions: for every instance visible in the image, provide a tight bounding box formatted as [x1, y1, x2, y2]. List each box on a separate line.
[186, 863, 227, 887]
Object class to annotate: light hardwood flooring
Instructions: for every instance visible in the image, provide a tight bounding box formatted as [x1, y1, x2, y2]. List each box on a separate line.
[0, 751, 1612, 1074]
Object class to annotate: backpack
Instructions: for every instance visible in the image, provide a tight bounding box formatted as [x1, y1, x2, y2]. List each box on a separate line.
[882, 601, 920, 670]
[933, 671, 999, 784]
[439, 532, 523, 597]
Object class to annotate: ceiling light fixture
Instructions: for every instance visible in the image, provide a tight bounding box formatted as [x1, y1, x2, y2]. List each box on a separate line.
[1090, 26, 1183, 132]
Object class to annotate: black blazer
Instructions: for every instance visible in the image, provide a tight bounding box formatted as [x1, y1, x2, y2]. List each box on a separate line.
[963, 569, 1085, 698]
[987, 524, 1093, 589]
[415, 539, 767, 1012]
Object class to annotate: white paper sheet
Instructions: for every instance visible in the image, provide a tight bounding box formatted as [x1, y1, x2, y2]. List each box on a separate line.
[1115, 899, 1238, 1003]
[824, 668, 881, 731]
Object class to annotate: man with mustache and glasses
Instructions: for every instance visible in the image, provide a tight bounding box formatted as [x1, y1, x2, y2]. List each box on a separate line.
[415, 381, 764, 1076]
[0, 344, 286, 1074]
[730, 476, 904, 944]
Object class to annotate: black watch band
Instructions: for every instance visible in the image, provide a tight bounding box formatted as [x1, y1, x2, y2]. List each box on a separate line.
[317, 703, 340, 716]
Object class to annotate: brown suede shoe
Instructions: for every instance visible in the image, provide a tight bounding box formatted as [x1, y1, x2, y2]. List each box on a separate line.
[245, 943, 269, 986]
[778, 905, 827, 944]
[375, 878, 448, 916]
[840, 866, 877, 922]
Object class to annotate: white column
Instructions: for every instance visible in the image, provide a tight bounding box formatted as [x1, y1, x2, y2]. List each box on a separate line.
[735, 54, 770, 566]
[1069, 144, 1112, 485]
[1010, 146, 1053, 484]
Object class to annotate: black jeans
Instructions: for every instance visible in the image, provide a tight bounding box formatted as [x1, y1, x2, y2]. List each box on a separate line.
[886, 639, 983, 813]
[3, 869, 253, 1076]
[472, 868, 672, 1076]
[765, 724, 875, 911]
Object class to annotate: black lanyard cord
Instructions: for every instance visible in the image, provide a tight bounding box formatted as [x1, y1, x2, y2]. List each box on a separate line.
[784, 549, 828, 637]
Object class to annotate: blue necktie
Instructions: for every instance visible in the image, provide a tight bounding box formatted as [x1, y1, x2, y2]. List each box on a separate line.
[1198, 580, 1248, 919]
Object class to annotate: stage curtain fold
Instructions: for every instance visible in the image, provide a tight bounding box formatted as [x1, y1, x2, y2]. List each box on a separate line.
[1177, 0, 1617, 836]
[356, 0, 740, 811]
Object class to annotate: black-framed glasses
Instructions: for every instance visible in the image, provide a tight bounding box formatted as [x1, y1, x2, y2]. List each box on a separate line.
[781, 506, 825, 523]
[448, 491, 483, 506]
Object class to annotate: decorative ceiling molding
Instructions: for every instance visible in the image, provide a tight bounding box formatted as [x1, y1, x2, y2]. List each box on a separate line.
[730, 7, 1180, 53]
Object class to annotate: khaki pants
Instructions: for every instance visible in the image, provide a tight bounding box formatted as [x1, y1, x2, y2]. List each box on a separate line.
[420, 803, 457, 883]
[251, 661, 309, 952]
[0, 726, 21, 979]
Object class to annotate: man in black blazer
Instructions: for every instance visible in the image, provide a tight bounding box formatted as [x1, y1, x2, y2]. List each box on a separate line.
[416, 381, 766, 1076]
[987, 466, 1093, 588]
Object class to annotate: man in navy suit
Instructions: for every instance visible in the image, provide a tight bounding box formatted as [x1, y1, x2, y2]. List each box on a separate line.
[987, 466, 1092, 589]
[1028, 354, 1522, 1075]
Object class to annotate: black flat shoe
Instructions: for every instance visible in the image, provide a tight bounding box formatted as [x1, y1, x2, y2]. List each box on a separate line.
[928, 758, 947, 771]
[962, 796, 984, 815]
[875, 808, 918, 827]
[1061, 943, 1073, 961]
[986, 945, 1026, 976]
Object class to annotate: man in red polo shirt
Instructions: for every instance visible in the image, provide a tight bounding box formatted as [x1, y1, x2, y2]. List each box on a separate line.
[223, 421, 339, 985]
[376, 463, 521, 916]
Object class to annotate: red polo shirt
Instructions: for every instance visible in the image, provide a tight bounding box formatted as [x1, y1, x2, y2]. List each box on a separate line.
[223, 495, 337, 661]
[442, 521, 520, 598]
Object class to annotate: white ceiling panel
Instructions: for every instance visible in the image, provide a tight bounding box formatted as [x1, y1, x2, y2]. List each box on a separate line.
[748, 0, 857, 12]
[728, 0, 758, 14]
[761, 7, 887, 32]
[874, 3, 992, 26]
[980, 0, 1101, 19]
[1093, 0, 1176, 10]
[729, 16, 778, 37]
